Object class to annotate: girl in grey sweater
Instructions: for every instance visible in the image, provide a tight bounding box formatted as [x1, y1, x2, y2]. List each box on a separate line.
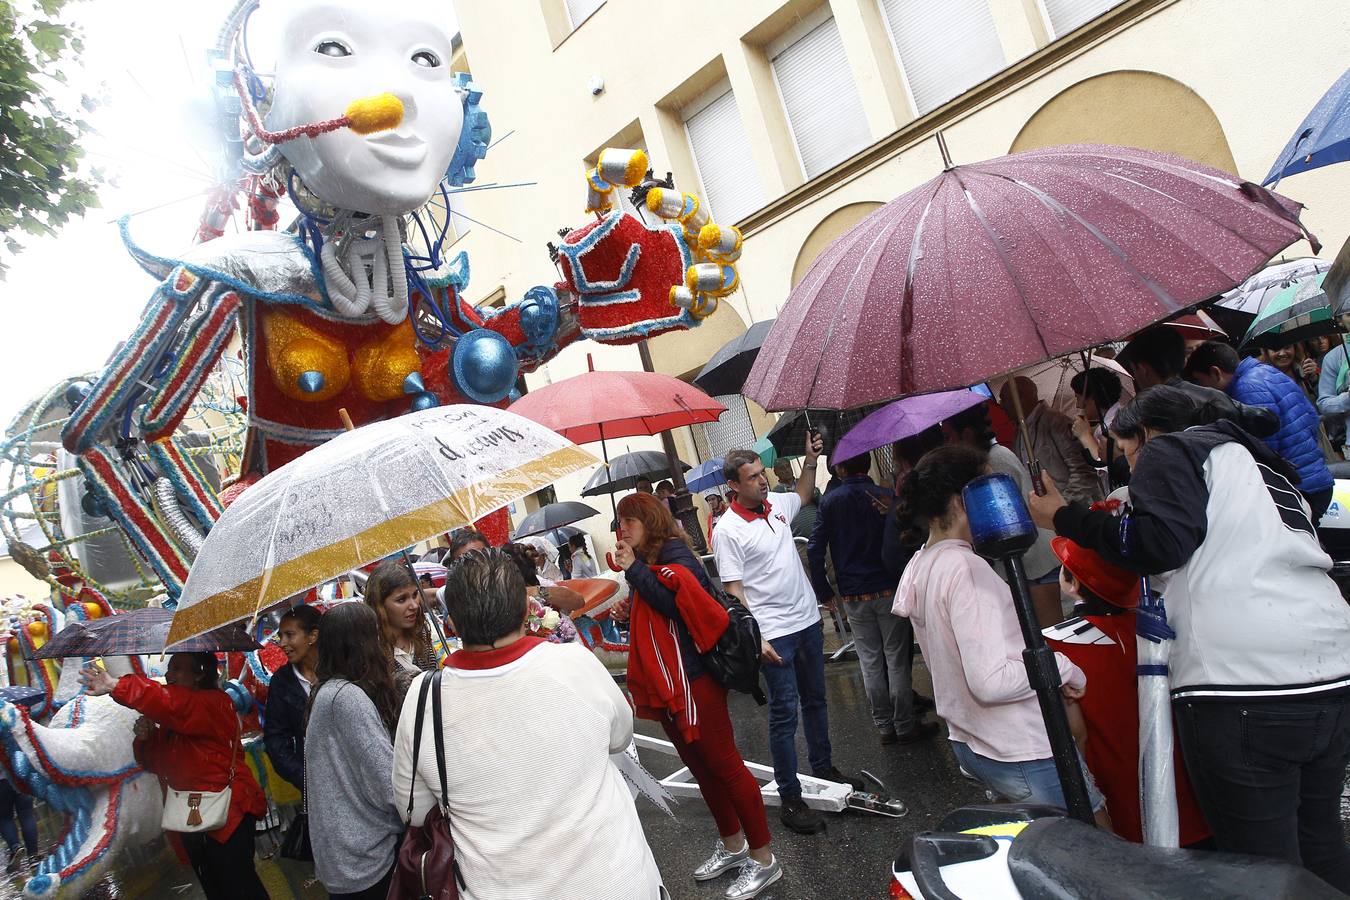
[305, 603, 407, 899]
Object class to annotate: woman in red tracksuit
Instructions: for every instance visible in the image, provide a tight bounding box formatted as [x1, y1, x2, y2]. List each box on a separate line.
[613, 492, 777, 898]
[81, 652, 269, 900]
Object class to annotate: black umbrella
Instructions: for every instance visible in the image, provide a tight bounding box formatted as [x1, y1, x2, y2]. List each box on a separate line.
[532, 525, 585, 547]
[31, 607, 261, 659]
[766, 406, 881, 460]
[511, 502, 600, 540]
[580, 451, 689, 496]
[693, 319, 776, 396]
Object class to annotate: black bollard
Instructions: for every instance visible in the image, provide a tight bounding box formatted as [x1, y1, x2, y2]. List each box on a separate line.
[962, 473, 1095, 825]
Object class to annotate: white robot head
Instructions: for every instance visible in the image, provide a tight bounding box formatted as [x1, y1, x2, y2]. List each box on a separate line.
[265, 0, 464, 215]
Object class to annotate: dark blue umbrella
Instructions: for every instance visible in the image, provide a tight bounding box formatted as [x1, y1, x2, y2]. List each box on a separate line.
[685, 458, 727, 494]
[1264, 66, 1350, 185]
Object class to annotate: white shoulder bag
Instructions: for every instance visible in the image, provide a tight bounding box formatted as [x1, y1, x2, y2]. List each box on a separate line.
[160, 714, 240, 834]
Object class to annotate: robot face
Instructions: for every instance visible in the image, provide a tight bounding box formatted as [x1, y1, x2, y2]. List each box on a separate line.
[266, 0, 463, 215]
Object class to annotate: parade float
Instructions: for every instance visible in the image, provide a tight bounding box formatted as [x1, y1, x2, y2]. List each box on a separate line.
[0, 0, 743, 893]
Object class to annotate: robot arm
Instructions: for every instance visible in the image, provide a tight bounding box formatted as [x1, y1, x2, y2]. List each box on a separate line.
[60, 268, 240, 599]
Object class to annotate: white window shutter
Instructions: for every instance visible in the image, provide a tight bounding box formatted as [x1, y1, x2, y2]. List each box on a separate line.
[1040, 0, 1123, 36]
[880, 0, 1006, 115]
[684, 87, 767, 224]
[565, 0, 604, 29]
[771, 16, 872, 179]
[701, 395, 755, 458]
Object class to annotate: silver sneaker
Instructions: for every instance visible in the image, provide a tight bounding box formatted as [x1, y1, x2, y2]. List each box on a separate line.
[693, 839, 748, 881]
[725, 855, 783, 899]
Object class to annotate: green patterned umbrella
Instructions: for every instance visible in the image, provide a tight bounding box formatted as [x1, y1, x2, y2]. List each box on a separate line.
[752, 436, 777, 467]
[1241, 272, 1337, 350]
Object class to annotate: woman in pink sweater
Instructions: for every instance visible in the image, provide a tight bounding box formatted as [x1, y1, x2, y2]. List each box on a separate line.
[892, 445, 1103, 816]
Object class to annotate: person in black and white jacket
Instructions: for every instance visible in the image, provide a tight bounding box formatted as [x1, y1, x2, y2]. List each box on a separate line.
[1029, 384, 1350, 893]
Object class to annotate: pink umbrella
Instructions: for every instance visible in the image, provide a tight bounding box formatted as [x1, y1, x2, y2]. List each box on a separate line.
[744, 142, 1317, 411]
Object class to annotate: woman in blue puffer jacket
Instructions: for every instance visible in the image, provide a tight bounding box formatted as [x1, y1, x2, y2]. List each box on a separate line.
[1185, 340, 1334, 521]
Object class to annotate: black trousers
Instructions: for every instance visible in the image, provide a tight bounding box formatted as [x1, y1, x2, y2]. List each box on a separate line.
[179, 814, 270, 900]
[1176, 693, 1350, 893]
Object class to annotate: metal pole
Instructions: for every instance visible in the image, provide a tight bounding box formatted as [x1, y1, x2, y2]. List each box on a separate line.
[1003, 554, 1095, 824]
[636, 340, 708, 553]
[1005, 379, 1045, 495]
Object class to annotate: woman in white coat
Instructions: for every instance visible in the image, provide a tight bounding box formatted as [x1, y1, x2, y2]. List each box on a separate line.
[392, 549, 665, 899]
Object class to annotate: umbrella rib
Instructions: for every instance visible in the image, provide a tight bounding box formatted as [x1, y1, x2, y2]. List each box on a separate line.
[807, 178, 945, 406]
[953, 169, 1052, 360]
[978, 169, 1182, 315]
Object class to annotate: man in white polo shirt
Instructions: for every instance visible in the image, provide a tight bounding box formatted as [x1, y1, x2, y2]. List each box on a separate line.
[713, 433, 863, 835]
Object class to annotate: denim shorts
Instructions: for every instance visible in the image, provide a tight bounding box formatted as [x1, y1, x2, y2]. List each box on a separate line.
[950, 740, 1105, 812]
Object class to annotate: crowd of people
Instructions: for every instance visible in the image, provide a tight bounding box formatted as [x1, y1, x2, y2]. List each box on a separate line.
[54, 320, 1350, 899]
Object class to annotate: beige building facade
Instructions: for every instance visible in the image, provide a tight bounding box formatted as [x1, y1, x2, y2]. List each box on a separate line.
[451, 0, 1350, 548]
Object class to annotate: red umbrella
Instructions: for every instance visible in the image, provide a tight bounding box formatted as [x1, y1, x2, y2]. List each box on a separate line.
[508, 360, 726, 443]
[744, 142, 1317, 411]
[510, 358, 726, 567]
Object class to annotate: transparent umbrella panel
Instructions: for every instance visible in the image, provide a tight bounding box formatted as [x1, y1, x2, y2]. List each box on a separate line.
[169, 405, 595, 646]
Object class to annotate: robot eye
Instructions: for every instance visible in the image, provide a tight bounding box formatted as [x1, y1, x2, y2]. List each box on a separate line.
[314, 39, 352, 58]
[411, 49, 441, 68]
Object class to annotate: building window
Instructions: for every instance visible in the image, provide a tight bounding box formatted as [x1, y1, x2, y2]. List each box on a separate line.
[683, 82, 766, 224]
[879, 0, 1006, 115]
[768, 9, 872, 180]
[1039, 0, 1123, 37]
[565, 0, 604, 29]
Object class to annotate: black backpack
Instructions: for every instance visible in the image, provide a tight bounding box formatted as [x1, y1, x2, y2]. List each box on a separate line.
[702, 589, 767, 705]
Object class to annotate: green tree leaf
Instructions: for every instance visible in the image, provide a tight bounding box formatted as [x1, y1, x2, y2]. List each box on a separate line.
[0, 0, 98, 273]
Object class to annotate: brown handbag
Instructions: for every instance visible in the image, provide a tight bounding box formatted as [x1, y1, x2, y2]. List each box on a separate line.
[388, 669, 463, 900]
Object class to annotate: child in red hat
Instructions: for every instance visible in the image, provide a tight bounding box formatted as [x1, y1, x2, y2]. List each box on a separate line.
[1043, 536, 1210, 846]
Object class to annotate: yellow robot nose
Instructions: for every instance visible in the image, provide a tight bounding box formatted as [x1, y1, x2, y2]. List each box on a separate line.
[345, 93, 404, 134]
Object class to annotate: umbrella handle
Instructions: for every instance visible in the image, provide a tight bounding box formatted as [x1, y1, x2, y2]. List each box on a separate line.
[605, 551, 622, 573]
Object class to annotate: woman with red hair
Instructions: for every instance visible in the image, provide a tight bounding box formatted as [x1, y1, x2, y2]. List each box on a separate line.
[613, 492, 779, 899]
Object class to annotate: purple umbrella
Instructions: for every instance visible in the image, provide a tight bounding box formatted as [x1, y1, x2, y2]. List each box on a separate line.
[744, 142, 1317, 412]
[832, 389, 988, 462]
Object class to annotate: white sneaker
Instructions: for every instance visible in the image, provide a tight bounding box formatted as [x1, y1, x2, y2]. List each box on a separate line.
[725, 855, 783, 899]
[693, 839, 749, 881]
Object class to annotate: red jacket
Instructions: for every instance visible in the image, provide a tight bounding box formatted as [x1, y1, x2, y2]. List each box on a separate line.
[628, 563, 729, 742]
[113, 674, 266, 844]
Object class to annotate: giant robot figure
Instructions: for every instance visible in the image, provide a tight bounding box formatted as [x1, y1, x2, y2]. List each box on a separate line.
[8, 0, 745, 894]
[60, 0, 742, 597]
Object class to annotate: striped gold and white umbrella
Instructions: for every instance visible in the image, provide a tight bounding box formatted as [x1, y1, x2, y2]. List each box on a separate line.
[167, 405, 595, 646]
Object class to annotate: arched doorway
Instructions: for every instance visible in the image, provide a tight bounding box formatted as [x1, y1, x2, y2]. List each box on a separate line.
[1011, 70, 1238, 173]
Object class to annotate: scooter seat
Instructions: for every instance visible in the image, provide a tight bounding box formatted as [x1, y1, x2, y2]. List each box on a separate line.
[1008, 818, 1343, 899]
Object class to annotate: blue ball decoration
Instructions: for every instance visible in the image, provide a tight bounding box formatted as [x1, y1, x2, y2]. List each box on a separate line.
[962, 473, 1037, 561]
[64, 380, 92, 408]
[80, 491, 106, 519]
[452, 328, 519, 404]
[410, 391, 440, 412]
[518, 286, 559, 349]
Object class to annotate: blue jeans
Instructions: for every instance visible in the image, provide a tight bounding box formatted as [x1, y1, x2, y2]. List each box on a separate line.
[761, 620, 832, 798]
[0, 778, 36, 854]
[950, 741, 1104, 811]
